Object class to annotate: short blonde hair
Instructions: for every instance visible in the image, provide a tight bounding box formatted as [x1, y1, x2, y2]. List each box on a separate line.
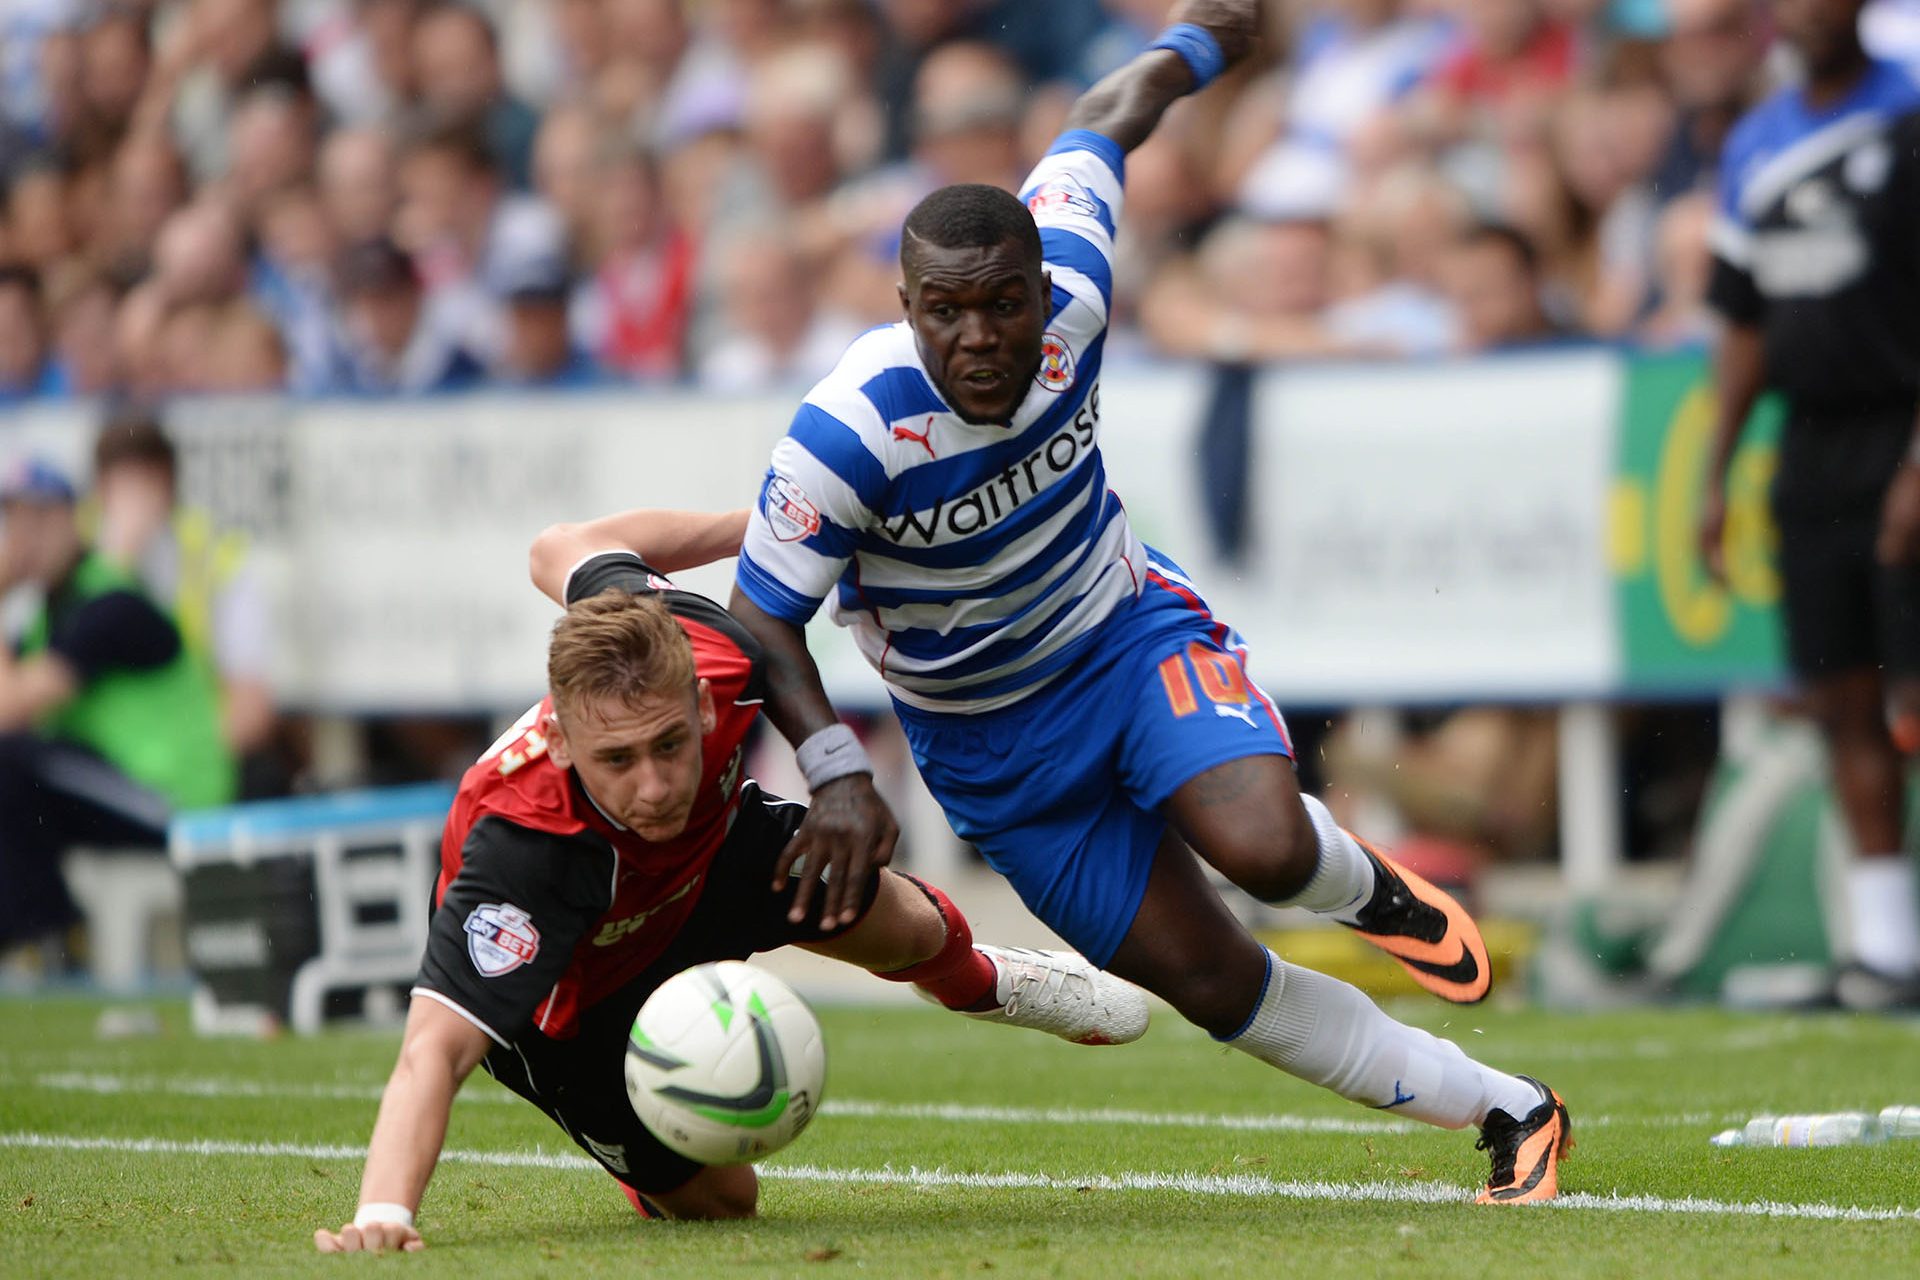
[548, 592, 696, 719]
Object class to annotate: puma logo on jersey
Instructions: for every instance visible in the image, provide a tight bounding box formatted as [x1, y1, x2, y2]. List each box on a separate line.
[893, 418, 938, 460]
[1214, 702, 1257, 728]
[593, 875, 701, 947]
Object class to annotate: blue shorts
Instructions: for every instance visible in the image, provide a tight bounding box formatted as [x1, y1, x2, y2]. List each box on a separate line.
[893, 554, 1293, 967]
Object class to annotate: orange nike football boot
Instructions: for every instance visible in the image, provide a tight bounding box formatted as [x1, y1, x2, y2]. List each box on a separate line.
[1476, 1077, 1573, 1204]
[1342, 837, 1492, 1004]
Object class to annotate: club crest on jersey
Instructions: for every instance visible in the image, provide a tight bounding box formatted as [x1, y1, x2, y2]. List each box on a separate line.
[1035, 332, 1074, 392]
[1027, 176, 1101, 222]
[465, 902, 540, 977]
[765, 475, 821, 542]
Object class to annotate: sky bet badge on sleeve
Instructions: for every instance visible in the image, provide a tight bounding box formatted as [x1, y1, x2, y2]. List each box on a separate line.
[1025, 174, 1100, 221]
[765, 475, 821, 542]
[465, 903, 541, 977]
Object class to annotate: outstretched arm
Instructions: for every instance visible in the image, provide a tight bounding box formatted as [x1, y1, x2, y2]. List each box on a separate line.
[1064, 0, 1259, 153]
[529, 508, 751, 604]
[313, 999, 491, 1254]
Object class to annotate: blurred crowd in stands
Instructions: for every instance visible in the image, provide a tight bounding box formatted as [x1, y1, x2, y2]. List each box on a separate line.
[2, 0, 1915, 404]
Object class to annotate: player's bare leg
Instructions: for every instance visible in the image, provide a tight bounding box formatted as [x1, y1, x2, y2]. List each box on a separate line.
[636, 1164, 758, 1220]
[1103, 832, 1569, 1203]
[1814, 669, 1907, 854]
[802, 869, 1149, 1045]
[1164, 755, 1491, 1003]
[1887, 674, 1920, 759]
[799, 868, 955, 971]
[1811, 668, 1920, 1006]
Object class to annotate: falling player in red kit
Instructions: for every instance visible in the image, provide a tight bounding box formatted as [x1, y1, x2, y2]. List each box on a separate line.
[315, 508, 1146, 1253]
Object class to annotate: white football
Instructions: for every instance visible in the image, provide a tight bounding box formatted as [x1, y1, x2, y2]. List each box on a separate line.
[624, 961, 826, 1165]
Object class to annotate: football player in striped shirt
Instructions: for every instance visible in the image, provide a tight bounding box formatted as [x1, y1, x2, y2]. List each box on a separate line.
[723, 0, 1572, 1203]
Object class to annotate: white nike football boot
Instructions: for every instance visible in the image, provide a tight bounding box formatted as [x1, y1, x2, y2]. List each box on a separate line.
[925, 945, 1150, 1045]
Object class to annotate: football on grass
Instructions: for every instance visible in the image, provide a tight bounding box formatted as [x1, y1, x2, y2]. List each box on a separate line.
[624, 961, 826, 1165]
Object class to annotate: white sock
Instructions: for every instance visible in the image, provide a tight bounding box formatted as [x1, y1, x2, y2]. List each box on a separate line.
[1281, 795, 1377, 924]
[1848, 857, 1920, 975]
[1222, 950, 1541, 1130]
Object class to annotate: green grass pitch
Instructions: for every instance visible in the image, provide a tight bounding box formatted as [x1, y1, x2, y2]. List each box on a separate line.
[3, 996, 1919, 1278]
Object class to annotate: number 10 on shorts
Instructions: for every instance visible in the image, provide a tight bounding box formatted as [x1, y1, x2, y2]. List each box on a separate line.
[1156, 643, 1251, 718]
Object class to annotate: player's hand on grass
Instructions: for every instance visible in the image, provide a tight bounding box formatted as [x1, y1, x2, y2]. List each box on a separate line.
[1876, 462, 1920, 566]
[775, 773, 899, 929]
[1166, 0, 1260, 64]
[314, 1221, 425, 1254]
[1697, 481, 1729, 583]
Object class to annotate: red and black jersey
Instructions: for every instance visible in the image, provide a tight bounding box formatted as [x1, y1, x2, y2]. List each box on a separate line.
[413, 551, 768, 1043]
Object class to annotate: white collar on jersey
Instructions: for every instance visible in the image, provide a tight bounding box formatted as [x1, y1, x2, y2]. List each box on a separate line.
[572, 770, 628, 832]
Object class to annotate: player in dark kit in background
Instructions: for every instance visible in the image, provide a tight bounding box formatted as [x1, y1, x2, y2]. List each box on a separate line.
[314, 508, 1146, 1254]
[1700, 0, 1920, 1009]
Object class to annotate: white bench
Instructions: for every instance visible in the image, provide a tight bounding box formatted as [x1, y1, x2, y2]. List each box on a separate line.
[169, 784, 452, 1035]
[61, 847, 184, 991]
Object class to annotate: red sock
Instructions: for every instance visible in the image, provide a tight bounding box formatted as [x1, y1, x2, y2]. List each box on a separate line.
[618, 1179, 661, 1219]
[876, 874, 998, 1010]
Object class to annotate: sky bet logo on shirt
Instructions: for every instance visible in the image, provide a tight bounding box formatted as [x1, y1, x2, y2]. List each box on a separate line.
[879, 384, 1100, 547]
[1026, 174, 1101, 223]
[765, 474, 822, 542]
[465, 902, 540, 977]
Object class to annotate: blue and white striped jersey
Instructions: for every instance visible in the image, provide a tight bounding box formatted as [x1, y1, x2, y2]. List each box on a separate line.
[736, 129, 1145, 714]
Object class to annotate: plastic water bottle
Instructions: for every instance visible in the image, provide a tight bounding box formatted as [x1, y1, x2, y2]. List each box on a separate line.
[1881, 1106, 1920, 1140]
[1709, 1113, 1886, 1148]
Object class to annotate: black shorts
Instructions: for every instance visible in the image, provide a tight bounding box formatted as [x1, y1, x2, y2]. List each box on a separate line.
[478, 785, 878, 1195]
[1773, 410, 1920, 681]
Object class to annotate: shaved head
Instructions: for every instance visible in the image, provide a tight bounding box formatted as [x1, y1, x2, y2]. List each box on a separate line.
[901, 182, 1042, 280]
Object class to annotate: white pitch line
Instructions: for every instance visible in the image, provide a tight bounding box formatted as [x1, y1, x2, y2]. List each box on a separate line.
[2, 1131, 1915, 1224]
[14, 1070, 1739, 1134]
[0, 1131, 584, 1170]
[29, 1071, 415, 1105]
[17, 1071, 1410, 1132]
[13, 1071, 1728, 1134]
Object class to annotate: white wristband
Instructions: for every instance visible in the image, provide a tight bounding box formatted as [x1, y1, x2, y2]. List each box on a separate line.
[353, 1202, 415, 1229]
[796, 723, 872, 790]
